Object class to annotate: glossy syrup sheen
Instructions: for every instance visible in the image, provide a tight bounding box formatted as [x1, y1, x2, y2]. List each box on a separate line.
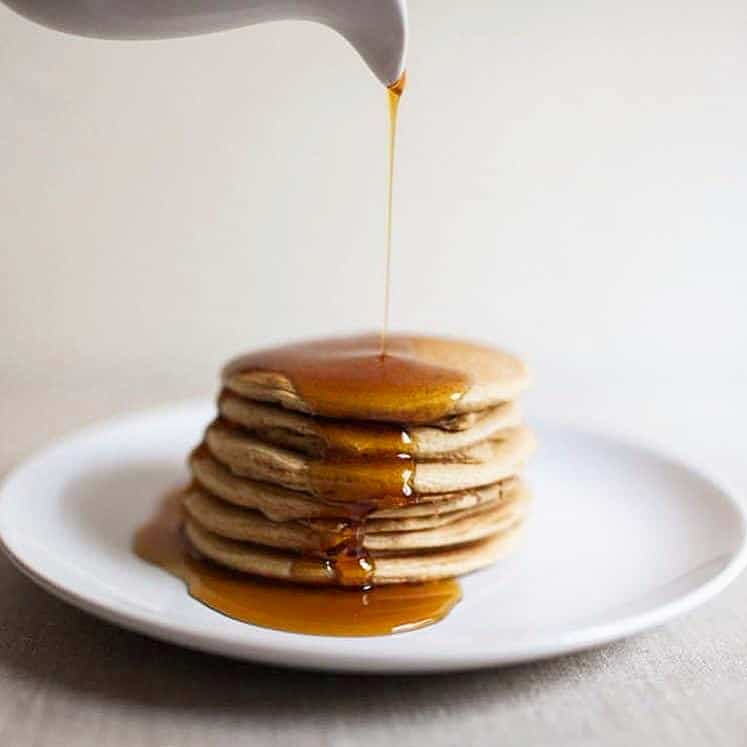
[134, 493, 461, 636]
[308, 456, 414, 504]
[223, 333, 471, 424]
[312, 417, 413, 458]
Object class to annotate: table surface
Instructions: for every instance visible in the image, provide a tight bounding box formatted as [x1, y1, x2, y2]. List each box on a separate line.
[1, 369, 746, 747]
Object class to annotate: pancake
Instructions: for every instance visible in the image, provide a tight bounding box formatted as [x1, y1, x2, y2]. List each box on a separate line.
[304, 489, 522, 531]
[204, 419, 535, 498]
[218, 392, 522, 458]
[185, 517, 524, 585]
[222, 333, 530, 424]
[182, 483, 529, 554]
[141, 333, 535, 595]
[190, 447, 519, 522]
[371, 479, 518, 518]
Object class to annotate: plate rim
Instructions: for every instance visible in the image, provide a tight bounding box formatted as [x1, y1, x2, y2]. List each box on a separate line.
[1, 399, 746, 674]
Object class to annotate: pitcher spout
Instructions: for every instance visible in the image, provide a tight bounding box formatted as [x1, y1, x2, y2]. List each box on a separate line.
[2, 0, 408, 86]
[323, 0, 407, 86]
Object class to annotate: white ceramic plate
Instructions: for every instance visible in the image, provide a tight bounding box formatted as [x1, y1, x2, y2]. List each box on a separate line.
[1, 401, 745, 674]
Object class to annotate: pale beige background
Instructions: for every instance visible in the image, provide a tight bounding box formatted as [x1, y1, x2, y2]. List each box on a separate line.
[2, 1, 747, 745]
[3, 0, 746, 385]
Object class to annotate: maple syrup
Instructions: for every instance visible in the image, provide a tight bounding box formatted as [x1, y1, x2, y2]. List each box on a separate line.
[381, 72, 406, 355]
[311, 417, 413, 457]
[223, 333, 470, 424]
[134, 492, 461, 636]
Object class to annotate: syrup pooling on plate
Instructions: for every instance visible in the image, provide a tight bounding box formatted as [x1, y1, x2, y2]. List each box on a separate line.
[134, 492, 461, 636]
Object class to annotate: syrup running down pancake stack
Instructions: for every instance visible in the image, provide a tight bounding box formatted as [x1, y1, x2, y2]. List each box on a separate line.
[181, 334, 534, 587]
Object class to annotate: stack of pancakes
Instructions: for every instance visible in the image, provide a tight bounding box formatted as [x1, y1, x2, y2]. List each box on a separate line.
[181, 334, 534, 587]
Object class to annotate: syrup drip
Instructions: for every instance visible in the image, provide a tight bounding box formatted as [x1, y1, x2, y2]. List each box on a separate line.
[307, 434, 413, 588]
[219, 389, 414, 458]
[381, 72, 406, 355]
[312, 417, 413, 458]
[313, 490, 394, 588]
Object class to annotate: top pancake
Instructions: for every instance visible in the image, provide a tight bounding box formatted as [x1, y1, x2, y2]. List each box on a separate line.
[222, 333, 529, 424]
